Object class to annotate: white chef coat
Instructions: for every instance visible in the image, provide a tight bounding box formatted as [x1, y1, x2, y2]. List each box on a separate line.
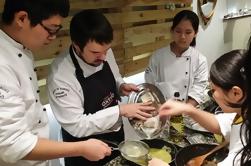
[215, 113, 244, 166]
[145, 45, 208, 103]
[0, 30, 49, 166]
[47, 48, 125, 138]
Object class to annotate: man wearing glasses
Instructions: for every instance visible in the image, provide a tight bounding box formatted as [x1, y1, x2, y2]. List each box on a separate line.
[0, 1, 111, 166]
[39, 22, 63, 38]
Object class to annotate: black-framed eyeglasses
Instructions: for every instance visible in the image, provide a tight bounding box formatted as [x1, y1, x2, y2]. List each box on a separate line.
[39, 22, 62, 37]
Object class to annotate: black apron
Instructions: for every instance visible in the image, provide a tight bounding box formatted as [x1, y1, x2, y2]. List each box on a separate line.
[62, 46, 124, 166]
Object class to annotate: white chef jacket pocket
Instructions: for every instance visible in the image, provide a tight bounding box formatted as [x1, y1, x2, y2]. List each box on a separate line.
[155, 82, 172, 100]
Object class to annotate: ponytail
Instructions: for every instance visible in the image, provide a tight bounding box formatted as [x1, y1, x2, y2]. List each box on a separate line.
[240, 37, 251, 165]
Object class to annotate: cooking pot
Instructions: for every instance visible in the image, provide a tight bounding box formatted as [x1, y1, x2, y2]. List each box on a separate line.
[175, 143, 229, 166]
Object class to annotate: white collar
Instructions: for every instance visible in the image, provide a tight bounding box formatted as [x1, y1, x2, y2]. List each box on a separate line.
[0, 29, 26, 50]
[71, 47, 104, 76]
[169, 44, 192, 57]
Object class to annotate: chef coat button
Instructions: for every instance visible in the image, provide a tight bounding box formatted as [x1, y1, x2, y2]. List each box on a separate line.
[184, 85, 187, 88]
[34, 68, 37, 72]
[38, 120, 41, 124]
[186, 58, 189, 61]
[43, 108, 46, 111]
[182, 98, 185, 101]
[29, 77, 32, 80]
[37, 90, 40, 93]
[185, 72, 188, 75]
[36, 99, 38, 103]
[18, 53, 22, 57]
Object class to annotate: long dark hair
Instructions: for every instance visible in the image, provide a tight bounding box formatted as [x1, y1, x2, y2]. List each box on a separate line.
[210, 48, 251, 165]
[171, 10, 199, 47]
[240, 38, 251, 165]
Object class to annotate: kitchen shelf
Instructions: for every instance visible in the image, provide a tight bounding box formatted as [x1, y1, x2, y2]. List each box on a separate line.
[223, 13, 251, 21]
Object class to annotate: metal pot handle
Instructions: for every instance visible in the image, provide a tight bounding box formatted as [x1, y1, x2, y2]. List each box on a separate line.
[146, 154, 152, 161]
[100, 139, 120, 150]
[111, 147, 119, 151]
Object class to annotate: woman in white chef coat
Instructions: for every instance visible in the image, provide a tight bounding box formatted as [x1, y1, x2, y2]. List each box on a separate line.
[145, 10, 208, 106]
[0, 1, 113, 166]
[149, 48, 251, 166]
[47, 9, 155, 166]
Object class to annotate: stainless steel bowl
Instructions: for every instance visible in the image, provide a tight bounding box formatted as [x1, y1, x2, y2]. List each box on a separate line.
[128, 83, 165, 104]
[128, 83, 167, 139]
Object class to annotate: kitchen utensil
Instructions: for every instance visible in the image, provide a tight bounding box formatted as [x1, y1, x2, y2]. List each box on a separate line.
[186, 133, 217, 145]
[128, 83, 168, 139]
[183, 115, 209, 133]
[111, 147, 119, 151]
[118, 140, 150, 163]
[105, 139, 177, 166]
[142, 139, 177, 164]
[105, 140, 150, 164]
[187, 141, 229, 166]
[175, 143, 229, 166]
[122, 139, 176, 166]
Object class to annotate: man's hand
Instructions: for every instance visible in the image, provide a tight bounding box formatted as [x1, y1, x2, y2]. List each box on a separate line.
[119, 83, 139, 96]
[119, 102, 155, 120]
[80, 139, 111, 161]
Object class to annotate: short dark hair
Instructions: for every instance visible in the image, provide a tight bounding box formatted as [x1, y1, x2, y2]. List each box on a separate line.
[171, 10, 199, 47]
[70, 9, 113, 50]
[2, 0, 70, 26]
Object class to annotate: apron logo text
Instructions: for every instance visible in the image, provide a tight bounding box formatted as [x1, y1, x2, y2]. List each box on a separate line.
[53, 87, 70, 98]
[102, 92, 115, 108]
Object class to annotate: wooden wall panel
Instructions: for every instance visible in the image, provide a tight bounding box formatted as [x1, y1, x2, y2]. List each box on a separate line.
[125, 39, 171, 60]
[0, 0, 3, 12]
[125, 22, 172, 46]
[120, 8, 187, 23]
[0, 0, 192, 104]
[34, 29, 123, 60]
[39, 85, 48, 106]
[124, 0, 192, 6]
[70, 0, 125, 10]
[34, 36, 71, 61]
[124, 56, 150, 76]
[62, 13, 123, 30]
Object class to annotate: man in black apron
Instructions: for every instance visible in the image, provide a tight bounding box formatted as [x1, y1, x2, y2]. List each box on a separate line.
[62, 45, 124, 166]
[48, 9, 155, 166]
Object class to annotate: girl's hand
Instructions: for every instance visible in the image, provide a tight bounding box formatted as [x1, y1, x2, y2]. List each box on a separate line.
[158, 99, 195, 118]
[148, 158, 169, 166]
